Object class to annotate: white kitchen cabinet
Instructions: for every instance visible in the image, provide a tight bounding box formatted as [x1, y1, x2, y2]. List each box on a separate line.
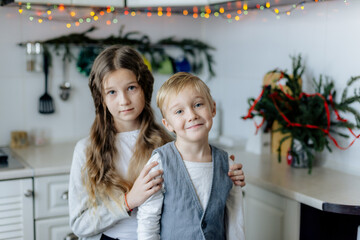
[35, 216, 71, 240]
[127, 0, 209, 7]
[0, 178, 34, 240]
[71, 0, 124, 7]
[34, 174, 72, 240]
[12, 0, 123, 7]
[243, 183, 300, 240]
[13, 0, 72, 4]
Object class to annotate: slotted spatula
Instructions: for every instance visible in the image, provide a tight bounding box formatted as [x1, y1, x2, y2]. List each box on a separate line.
[39, 50, 55, 114]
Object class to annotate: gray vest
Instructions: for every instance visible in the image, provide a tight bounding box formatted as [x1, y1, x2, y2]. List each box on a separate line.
[153, 141, 233, 240]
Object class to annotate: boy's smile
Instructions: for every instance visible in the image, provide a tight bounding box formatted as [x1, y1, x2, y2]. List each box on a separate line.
[162, 85, 216, 144]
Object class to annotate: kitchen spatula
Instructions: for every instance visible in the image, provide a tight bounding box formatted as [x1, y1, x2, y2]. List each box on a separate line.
[39, 50, 54, 114]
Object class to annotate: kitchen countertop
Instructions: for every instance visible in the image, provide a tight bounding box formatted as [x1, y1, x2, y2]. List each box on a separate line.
[3, 141, 360, 215]
[227, 148, 360, 215]
[11, 141, 77, 177]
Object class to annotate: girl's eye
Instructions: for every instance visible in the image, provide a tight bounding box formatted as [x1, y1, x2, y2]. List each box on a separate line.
[128, 85, 136, 91]
[175, 110, 183, 115]
[194, 103, 203, 108]
[108, 90, 115, 95]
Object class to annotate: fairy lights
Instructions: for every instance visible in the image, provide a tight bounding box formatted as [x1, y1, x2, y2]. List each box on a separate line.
[10, 0, 328, 28]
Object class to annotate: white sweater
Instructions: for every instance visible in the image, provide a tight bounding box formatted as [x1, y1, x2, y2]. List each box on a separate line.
[68, 130, 140, 240]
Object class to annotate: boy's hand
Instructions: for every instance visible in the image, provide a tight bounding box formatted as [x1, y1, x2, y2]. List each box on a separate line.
[228, 155, 246, 187]
[126, 161, 163, 210]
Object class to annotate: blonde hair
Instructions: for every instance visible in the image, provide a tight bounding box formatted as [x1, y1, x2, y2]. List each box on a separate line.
[157, 72, 214, 117]
[85, 45, 172, 208]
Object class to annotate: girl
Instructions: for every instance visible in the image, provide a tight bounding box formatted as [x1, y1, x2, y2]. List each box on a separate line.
[68, 45, 245, 240]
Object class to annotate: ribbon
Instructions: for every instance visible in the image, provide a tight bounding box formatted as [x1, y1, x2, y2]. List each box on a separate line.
[245, 80, 359, 150]
[242, 88, 266, 134]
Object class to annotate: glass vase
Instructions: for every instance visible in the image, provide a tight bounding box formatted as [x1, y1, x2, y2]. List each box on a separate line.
[287, 139, 310, 168]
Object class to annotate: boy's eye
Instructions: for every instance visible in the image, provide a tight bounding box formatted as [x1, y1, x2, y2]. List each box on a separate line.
[175, 110, 183, 114]
[194, 103, 203, 108]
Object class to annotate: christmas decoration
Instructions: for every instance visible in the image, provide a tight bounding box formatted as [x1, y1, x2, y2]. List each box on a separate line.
[18, 26, 216, 77]
[243, 55, 360, 173]
[2, 0, 329, 26]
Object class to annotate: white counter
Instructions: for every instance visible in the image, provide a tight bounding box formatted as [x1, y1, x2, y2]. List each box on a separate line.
[4, 141, 360, 215]
[12, 141, 77, 177]
[228, 148, 360, 215]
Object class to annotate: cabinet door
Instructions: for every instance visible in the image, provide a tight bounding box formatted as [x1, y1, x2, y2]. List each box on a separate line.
[243, 183, 300, 240]
[35, 216, 72, 240]
[34, 174, 69, 219]
[127, 0, 209, 7]
[72, 0, 124, 7]
[14, 0, 72, 4]
[0, 178, 34, 240]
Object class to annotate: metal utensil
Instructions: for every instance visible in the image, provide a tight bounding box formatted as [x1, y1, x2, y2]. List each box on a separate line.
[59, 57, 71, 101]
[39, 51, 55, 114]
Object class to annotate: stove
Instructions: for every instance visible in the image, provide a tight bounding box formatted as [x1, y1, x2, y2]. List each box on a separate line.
[0, 147, 26, 171]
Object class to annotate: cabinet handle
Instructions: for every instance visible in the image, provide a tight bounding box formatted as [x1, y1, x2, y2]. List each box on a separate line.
[64, 232, 78, 240]
[61, 191, 69, 200]
[24, 189, 33, 197]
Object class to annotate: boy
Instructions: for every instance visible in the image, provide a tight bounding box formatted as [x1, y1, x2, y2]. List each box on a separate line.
[137, 72, 245, 240]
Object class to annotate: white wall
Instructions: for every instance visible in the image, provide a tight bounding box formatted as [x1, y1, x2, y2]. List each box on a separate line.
[0, 6, 202, 145]
[1, 0, 360, 175]
[202, 0, 360, 175]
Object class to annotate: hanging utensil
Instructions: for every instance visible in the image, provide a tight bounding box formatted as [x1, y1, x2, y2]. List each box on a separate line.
[39, 50, 55, 114]
[59, 56, 71, 101]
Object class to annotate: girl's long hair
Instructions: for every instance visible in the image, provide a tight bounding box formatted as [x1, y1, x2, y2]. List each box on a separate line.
[85, 45, 172, 207]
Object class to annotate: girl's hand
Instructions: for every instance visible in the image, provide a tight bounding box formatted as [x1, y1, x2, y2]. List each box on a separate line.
[126, 161, 163, 210]
[228, 155, 246, 187]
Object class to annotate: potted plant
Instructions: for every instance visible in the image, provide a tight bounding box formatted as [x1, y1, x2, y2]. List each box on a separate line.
[243, 55, 360, 173]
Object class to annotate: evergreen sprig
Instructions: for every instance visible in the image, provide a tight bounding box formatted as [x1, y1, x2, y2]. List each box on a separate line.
[244, 54, 360, 173]
[18, 26, 216, 77]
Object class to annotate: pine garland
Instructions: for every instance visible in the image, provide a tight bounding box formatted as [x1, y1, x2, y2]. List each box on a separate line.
[18, 25, 216, 77]
[244, 55, 360, 173]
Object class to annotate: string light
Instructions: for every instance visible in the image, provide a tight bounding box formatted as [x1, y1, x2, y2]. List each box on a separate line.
[12, 0, 324, 27]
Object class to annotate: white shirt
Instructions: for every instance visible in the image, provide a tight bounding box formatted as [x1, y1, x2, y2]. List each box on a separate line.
[69, 130, 140, 240]
[137, 153, 245, 240]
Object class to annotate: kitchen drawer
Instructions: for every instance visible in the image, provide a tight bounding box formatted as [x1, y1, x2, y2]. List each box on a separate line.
[34, 174, 69, 219]
[35, 216, 72, 240]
